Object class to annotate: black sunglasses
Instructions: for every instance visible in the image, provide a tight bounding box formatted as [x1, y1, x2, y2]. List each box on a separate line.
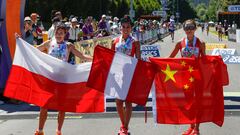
[184, 25, 196, 31]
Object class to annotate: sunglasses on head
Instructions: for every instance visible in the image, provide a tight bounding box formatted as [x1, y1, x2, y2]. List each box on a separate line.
[184, 25, 196, 31]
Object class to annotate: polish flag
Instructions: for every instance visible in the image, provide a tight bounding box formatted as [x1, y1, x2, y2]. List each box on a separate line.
[4, 38, 105, 113]
[87, 45, 156, 106]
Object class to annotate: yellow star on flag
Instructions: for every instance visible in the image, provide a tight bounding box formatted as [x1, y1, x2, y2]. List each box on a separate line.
[161, 64, 177, 83]
[188, 66, 194, 73]
[184, 84, 189, 90]
[181, 61, 186, 67]
[189, 77, 194, 82]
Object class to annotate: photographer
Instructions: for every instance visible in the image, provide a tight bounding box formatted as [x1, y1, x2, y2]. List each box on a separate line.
[24, 16, 37, 45]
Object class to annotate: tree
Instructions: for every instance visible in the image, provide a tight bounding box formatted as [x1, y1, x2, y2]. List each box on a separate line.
[25, 0, 162, 23]
[196, 3, 207, 21]
[205, 0, 239, 21]
[177, 0, 197, 22]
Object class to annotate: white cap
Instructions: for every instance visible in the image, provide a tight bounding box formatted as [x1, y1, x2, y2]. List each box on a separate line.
[102, 14, 106, 18]
[24, 16, 31, 21]
[65, 22, 71, 27]
[113, 17, 119, 21]
[71, 17, 78, 22]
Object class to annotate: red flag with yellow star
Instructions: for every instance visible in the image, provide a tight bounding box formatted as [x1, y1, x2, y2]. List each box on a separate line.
[150, 56, 227, 127]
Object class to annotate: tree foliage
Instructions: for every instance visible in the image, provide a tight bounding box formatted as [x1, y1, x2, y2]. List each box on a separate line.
[25, 0, 161, 22]
[25, 0, 201, 24]
[188, 0, 239, 21]
[195, 4, 207, 21]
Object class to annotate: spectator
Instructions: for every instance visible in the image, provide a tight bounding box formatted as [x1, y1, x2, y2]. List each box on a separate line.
[51, 10, 58, 19]
[78, 18, 84, 29]
[35, 21, 43, 45]
[232, 21, 237, 29]
[64, 22, 71, 41]
[55, 11, 63, 21]
[223, 20, 228, 36]
[98, 14, 107, 31]
[68, 17, 81, 43]
[97, 29, 109, 38]
[82, 17, 94, 40]
[106, 16, 112, 34]
[24, 16, 37, 44]
[31, 14, 44, 45]
[68, 17, 81, 64]
[30, 13, 38, 28]
[48, 16, 60, 40]
[111, 17, 121, 34]
[92, 19, 98, 32]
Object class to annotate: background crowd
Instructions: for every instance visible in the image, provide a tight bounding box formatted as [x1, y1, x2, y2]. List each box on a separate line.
[23, 10, 174, 46]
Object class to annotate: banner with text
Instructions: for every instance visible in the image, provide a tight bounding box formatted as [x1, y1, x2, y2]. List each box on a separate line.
[141, 44, 161, 61]
[211, 48, 240, 64]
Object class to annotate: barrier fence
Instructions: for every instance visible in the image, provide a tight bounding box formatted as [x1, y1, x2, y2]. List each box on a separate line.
[74, 28, 168, 63]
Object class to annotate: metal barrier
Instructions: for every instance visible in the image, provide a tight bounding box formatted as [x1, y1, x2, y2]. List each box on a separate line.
[132, 29, 162, 45]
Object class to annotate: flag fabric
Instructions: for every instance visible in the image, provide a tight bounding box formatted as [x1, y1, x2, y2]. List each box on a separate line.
[150, 56, 228, 127]
[4, 38, 105, 113]
[197, 55, 228, 126]
[87, 45, 156, 106]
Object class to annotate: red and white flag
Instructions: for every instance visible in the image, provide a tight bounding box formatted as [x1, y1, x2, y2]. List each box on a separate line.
[4, 38, 105, 113]
[87, 45, 156, 106]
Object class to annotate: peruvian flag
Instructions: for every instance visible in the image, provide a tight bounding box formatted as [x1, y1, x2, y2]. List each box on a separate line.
[4, 38, 105, 113]
[87, 45, 156, 106]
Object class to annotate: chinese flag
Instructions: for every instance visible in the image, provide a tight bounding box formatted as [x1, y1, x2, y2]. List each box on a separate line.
[197, 55, 228, 126]
[150, 56, 228, 127]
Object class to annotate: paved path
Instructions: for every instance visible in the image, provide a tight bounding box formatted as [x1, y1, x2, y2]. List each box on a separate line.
[0, 112, 240, 135]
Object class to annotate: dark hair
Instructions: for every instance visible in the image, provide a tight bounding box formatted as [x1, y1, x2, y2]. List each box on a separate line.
[52, 16, 60, 23]
[120, 15, 133, 26]
[55, 22, 67, 33]
[183, 19, 197, 28]
[55, 11, 62, 16]
[51, 10, 57, 19]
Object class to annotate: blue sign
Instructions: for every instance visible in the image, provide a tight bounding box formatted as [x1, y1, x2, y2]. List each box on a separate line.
[212, 48, 236, 56]
[228, 5, 240, 12]
[141, 45, 160, 61]
[222, 55, 240, 64]
[211, 48, 240, 64]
